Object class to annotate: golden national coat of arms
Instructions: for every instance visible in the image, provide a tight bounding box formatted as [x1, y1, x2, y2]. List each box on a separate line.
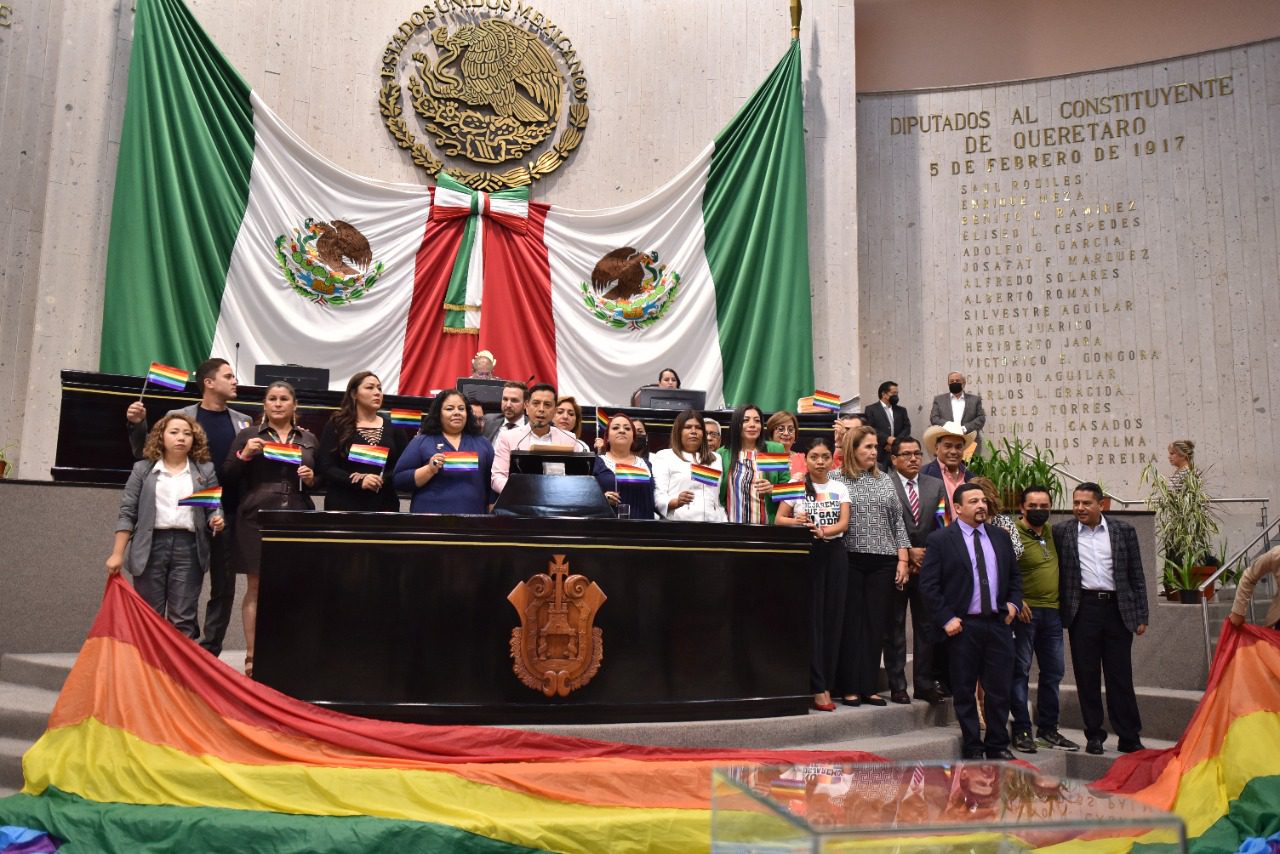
[379, 2, 589, 191]
[507, 554, 606, 697]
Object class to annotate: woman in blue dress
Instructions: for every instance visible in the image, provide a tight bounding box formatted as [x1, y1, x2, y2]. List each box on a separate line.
[393, 389, 494, 514]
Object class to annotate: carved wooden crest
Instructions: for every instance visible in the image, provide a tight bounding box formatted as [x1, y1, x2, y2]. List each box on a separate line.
[508, 554, 606, 697]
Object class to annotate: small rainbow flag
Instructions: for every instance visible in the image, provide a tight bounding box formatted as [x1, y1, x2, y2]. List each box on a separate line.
[442, 451, 480, 471]
[177, 486, 222, 508]
[389, 409, 423, 429]
[595, 409, 609, 433]
[146, 362, 188, 391]
[755, 453, 790, 472]
[614, 463, 650, 483]
[689, 463, 720, 487]
[772, 481, 808, 502]
[348, 444, 390, 467]
[262, 442, 303, 465]
[812, 389, 841, 411]
[935, 497, 949, 525]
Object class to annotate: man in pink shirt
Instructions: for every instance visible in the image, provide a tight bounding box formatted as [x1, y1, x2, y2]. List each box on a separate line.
[921, 422, 975, 523]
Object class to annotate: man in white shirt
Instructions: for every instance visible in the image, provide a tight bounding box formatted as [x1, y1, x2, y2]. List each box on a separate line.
[929, 371, 985, 452]
[483, 382, 529, 441]
[490, 383, 580, 494]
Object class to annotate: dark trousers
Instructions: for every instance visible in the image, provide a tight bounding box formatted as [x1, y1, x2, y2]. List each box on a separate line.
[200, 518, 237, 655]
[882, 575, 940, 694]
[948, 614, 1015, 755]
[810, 538, 848, 694]
[1010, 606, 1066, 735]
[1069, 594, 1142, 745]
[133, 530, 201, 640]
[839, 552, 895, 697]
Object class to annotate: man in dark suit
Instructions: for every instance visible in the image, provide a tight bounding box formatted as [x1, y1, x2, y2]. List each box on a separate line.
[865, 380, 911, 468]
[920, 482, 1023, 760]
[482, 381, 529, 441]
[883, 437, 949, 704]
[929, 371, 986, 450]
[1053, 482, 1149, 755]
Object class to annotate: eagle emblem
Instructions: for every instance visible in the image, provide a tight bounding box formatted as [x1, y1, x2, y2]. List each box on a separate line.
[274, 218, 385, 306]
[508, 555, 606, 697]
[579, 247, 682, 331]
[379, 7, 589, 191]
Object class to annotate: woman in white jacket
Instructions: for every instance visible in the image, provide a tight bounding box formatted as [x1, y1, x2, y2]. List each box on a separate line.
[651, 409, 727, 522]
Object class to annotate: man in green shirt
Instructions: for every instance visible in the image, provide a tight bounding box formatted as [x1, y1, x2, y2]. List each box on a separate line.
[1010, 485, 1080, 754]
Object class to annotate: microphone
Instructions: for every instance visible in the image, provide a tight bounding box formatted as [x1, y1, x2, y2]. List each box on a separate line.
[234, 342, 240, 378]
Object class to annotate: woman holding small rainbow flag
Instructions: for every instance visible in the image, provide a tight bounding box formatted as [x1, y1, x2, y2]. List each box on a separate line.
[318, 371, 406, 512]
[592, 413, 657, 519]
[223, 380, 318, 675]
[830, 424, 911, 707]
[716, 404, 791, 524]
[651, 409, 726, 522]
[393, 388, 494, 515]
[105, 411, 224, 640]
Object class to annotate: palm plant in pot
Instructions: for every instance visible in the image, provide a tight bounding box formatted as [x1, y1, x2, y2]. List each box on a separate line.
[1141, 461, 1221, 601]
[966, 432, 1065, 510]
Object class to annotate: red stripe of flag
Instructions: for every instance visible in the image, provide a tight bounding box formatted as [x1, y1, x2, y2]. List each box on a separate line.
[400, 190, 557, 395]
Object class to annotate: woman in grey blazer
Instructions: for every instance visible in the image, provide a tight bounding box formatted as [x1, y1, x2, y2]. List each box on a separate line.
[106, 413, 224, 639]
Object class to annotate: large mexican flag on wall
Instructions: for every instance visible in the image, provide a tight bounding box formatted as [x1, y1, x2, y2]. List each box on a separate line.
[100, 0, 813, 410]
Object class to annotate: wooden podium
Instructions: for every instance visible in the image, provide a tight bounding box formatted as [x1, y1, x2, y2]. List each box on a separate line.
[254, 511, 813, 724]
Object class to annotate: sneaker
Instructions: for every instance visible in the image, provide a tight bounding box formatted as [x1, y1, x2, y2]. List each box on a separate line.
[1011, 730, 1038, 753]
[1037, 729, 1081, 752]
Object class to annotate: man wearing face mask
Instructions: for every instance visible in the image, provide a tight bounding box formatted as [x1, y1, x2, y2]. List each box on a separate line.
[865, 380, 911, 469]
[1008, 486, 1080, 754]
[929, 372, 986, 453]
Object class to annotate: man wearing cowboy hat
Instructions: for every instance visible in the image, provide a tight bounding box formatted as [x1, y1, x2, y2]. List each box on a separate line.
[922, 422, 975, 523]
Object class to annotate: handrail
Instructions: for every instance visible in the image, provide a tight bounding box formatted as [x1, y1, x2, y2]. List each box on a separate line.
[1200, 514, 1280, 673]
[1198, 515, 1280, 591]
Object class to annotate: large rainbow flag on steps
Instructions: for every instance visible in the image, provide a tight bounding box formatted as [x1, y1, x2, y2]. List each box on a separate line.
[0, 577, 880, 852]
[1093, 620, 1280, 852]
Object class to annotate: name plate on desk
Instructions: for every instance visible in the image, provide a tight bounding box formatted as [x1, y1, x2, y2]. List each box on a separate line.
[254, 511, 811, 724]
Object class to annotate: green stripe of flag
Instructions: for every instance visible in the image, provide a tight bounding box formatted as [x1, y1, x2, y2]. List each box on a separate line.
[0, 788, 539, 854]
[100, 0, 256, 375]
[703, 39, 814, 411]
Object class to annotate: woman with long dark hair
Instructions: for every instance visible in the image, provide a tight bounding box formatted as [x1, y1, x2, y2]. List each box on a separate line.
[318, 371, 405, 511]
[652, 409, 725, 522]
[716, 404, 790, 524]
[830, 425, 910, 706]
[223, 381, 318, 675]
[393, 388, 494, 514]
[775, 436, 850, 710]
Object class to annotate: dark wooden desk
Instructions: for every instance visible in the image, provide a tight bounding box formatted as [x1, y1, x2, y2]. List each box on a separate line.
[255, 511, 813, 724]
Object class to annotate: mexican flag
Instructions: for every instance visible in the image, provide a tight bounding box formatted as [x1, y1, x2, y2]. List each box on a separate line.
[100, 0, 813, 410]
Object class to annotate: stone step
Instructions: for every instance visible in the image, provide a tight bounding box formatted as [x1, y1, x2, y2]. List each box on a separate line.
[0, 683, 58, 742]
[0, 653, 78, 694]
[514, 697, 956, 750]
[1031, 684, 1200, 744]
[0, 736, 30, 793]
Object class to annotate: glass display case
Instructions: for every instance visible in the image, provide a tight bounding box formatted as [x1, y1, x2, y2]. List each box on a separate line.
[711, 761, 1185, 852]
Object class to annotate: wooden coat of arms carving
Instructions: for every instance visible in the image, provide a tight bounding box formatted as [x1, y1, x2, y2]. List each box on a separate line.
[508, 554, 606, 697]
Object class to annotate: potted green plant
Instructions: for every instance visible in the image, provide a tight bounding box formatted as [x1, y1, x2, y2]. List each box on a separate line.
[1162, 554, 1204, 604]
[966, 432, 1065, 510]
[1141, 461, 1220, 599]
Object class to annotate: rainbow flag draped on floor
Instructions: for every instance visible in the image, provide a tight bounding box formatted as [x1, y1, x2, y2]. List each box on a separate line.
[0, 577, 882, 852]
[1094, 621, 1280, 852]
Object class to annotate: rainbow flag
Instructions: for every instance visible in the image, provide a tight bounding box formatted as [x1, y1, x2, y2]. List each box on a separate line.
[145, 361, 188, 391]
[772, 481, 807, 502]
[690, 463, 720, 487]
[262, 442, 302, 465]
[442, 452, 480, 471]
[811, 389, 841, 412]
[594, 409, 609, 434]
[613, 463, 649, 483]
[177, 486, 222, 508]
[935, 497, 948, 526]
[755, 453, 790, 473]
[348, 444, 390, 468]
[0, 577, 884, 852]
[1093, 621, 1280, 850]
[390, 409, 423, 429]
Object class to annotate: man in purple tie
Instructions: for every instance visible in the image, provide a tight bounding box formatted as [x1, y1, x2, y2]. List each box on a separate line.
[919, 483, 1023, 760]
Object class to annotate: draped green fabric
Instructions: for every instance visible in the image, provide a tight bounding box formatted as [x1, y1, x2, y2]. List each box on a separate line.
[99, 0, 255, 375]
[703, 40, 814, 411]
